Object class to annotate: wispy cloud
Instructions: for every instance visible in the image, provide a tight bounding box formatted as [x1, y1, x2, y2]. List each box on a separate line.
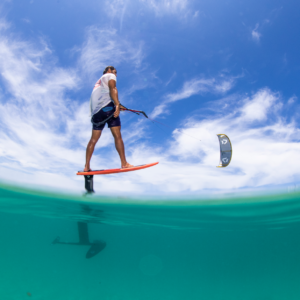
[104, 0, 193, 26]
[0, 16, 150, 192]
[251, 23, 261, 42]
[104, 0, 127, 19]
[166, 72, 177, 86]
[0, 19, 86, 175]
[0, 10, 299, 195]
[240, 89, 277, 122]
[0, 23, 139, 167]
[287, 95, 297, 105]
[76, 27, 144, 80]
[120, 88, 300, 193]
[73, 24, 150, 103]
[140, 0, 189, 16]
[21, 18, 31, 24]
[1, 25, 299, 197]
[151, 76, 235, 118]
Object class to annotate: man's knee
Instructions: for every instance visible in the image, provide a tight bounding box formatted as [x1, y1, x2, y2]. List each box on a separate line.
[114, 135, 122, 142]
[111, 129, 121, 138]
[89, 138, 98, 146]
[113, 132, 123, 142]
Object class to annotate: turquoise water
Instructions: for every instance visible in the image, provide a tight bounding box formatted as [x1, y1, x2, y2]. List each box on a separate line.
[1, 183, 300, 300]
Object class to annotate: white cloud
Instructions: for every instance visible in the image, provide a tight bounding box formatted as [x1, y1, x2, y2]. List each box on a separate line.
[104, 0, 127, 19]
[0, 16, 151, 193]
[1, 27, 299, 197]
[104, 0, 193, 25]
[240, 89, 277, 122]
[77, 28, 119, 76]
[0, 20, 86, 174]
[166, 78, 215, 103]
[283, 53, 288, 66]
[287, 95, 297, 105]
[0, 18, 10, 31]
[165, 72, 177, 86]
[193, 11, 199, 18]
[0, 15, 299, 196]
[120, 88, 300, 193]
[76, 27, 145, 82]
[151, 104, 169, 120]
[151, 76, 235, 118]
[21, 18, 31, 24]
[140, 0, 189, 16]
[252, 23, 261, 42]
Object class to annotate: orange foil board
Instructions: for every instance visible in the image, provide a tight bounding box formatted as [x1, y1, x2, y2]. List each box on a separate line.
[77, 162, 159, 175]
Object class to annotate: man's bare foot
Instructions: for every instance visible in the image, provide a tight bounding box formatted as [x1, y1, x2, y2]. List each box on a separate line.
[84, 166, 92, 172]
[122, 163, 134, 169]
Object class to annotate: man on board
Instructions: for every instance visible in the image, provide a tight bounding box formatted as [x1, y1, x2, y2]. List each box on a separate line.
[84, 66, 133, 172]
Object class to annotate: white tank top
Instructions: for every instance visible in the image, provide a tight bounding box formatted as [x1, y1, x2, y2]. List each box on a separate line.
[89, 73, 117, 116]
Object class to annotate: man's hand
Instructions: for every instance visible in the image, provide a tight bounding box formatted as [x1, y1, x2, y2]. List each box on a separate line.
[114, 105, 120, 118]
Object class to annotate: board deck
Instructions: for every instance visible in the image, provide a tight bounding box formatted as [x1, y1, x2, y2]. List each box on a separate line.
[77, 162, 159, 175]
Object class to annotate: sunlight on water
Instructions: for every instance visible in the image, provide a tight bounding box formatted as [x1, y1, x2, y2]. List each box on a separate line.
[1, 182, 300, 300]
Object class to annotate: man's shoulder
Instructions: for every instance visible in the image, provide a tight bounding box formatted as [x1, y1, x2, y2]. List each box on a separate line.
[102, 73, 117, 81]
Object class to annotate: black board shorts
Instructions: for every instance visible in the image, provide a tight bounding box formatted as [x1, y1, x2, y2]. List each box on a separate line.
[92, 102, 121, 131]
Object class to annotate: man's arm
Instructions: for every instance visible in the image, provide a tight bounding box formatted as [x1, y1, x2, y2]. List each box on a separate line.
[108, 79, 120, 118]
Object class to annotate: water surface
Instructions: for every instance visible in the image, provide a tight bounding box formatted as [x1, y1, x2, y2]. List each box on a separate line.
[0, 183, 300, 300]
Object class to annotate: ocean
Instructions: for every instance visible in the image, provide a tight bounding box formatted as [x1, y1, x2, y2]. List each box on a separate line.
[0, 183, 300, 300]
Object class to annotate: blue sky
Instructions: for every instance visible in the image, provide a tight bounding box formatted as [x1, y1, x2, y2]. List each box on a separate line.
[0, 0, 300, 194]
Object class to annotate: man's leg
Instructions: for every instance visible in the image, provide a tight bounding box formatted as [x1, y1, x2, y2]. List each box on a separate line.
[110, 126, 133, 168]
[84, 130, 102, 171]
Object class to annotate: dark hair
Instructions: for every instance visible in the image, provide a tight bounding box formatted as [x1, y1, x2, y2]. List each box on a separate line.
[103, 66, 116, 74]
